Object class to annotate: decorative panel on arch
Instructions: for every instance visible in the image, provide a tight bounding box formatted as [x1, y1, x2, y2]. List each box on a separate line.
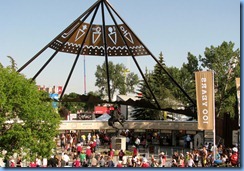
[49, 22, 149, 56]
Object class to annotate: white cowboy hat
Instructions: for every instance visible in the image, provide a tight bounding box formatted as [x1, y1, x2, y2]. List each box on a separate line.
[161, 152, 164, 155]
[232, 147, 238, 152]
[142, 158, 148, 163]
[87, 146, 91, 149]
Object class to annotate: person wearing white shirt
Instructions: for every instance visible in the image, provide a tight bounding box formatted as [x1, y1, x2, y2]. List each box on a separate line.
[187, 154, 195, 167]
[62, 153, 70, 164]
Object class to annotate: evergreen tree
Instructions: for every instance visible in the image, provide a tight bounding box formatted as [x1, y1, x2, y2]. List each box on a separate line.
[177, 52, 200, 106]
[131, 68, 161, 120]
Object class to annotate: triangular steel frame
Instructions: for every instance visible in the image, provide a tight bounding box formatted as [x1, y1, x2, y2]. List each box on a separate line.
[17, 0, 196, 116]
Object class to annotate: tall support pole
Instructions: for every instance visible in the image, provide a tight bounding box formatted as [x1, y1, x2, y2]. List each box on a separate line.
[32, 6, 96, 81]
[32, 51, 58, 81]
[104, 2, 160, 109]
[60, 2, 101, 99]
[17, 0, 102, 73]
[101, 1, 112, 102]
[105, 1, 196, 107]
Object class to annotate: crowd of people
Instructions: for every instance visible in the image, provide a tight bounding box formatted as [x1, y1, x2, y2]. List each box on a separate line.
[3, 130, 239, 168]
[171, 145, 239, 167]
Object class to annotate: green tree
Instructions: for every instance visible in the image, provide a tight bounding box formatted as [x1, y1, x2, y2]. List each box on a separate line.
[59, 91, 104, 118]
[131, 68, 161, 120]
[177, 52, 200, 105]
[95, 61, 139, 99]
[199, 41, 240, 118]
[61, 92, 86, 113]
[0, 59, 60, 160]
[132, 53, 184, 120]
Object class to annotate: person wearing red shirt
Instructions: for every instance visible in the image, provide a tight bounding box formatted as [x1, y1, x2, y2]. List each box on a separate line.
[92, 141, 97, 153]
[117, 161, 123, 167]
[10, 160, 15, 167]
[141, 159, 150, 167]
[89, 141, 94, 152]
[77, 143, 82, 155]
[110, 149, 115, 159]
[74, 158, 81, 167]
[86, 146, 92, 162]
[29, 161, 37, 167]
[230, 147, 239, 167]
[132, 145, 138, 157]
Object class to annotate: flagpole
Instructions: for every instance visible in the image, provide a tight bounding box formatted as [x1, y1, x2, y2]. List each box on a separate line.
[212, 70, 216, 161]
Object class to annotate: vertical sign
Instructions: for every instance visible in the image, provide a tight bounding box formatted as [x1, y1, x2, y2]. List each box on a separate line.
[58, 86, 63, 95]
[195, 71, 214, 130]
[235, 78, 240, 127]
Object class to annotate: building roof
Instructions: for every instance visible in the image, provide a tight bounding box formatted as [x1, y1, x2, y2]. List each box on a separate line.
[96, 113, 111, 121]
[116, 94, 139, 102]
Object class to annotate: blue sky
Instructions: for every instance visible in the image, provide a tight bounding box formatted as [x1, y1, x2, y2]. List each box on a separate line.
[0, 0, 240, 95]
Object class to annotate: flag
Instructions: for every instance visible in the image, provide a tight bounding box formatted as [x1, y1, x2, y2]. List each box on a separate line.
[58, 86, 63, 94]
[195, 71, 214, 130]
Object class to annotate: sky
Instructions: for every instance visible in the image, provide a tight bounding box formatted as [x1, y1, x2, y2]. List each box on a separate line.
[0, 0, 240, 95]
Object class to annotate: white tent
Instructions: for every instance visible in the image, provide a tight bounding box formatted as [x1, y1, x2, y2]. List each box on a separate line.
[96, 113, 111, 121]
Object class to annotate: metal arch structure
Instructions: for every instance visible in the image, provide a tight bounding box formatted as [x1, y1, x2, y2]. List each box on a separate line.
[17, 0, 196, 117]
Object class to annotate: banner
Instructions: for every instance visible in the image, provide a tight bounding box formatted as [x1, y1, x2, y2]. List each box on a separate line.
[195, 71, 214, 130]
[58, 86, 63, 95]
[235, 78, 240, 127]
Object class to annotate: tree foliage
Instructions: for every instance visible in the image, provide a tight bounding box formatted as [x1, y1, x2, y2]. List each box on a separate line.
[95, 61, 139, 99]
[131, 68, 161, 120]
[59, 91, 101, 117]
[60, 92, 86, 113]
[199, 41, 240, 118]
[0, 59, 60, 160]
[151, 52, 175, 107]
[132, 41, 240, 120]
[177, 52, 201, 105]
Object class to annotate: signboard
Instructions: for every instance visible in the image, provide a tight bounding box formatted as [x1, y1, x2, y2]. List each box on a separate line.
[69, 114, 77, 120]
[195, 71, 214, 130]
[94, 106, 114, 114]
[232, 130, 239, 145]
